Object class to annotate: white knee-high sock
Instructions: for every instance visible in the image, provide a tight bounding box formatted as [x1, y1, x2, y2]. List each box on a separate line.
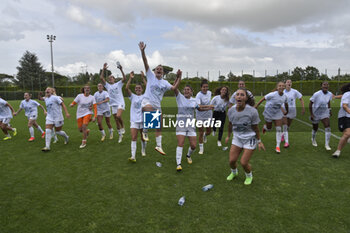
[199, 143, 204, 151]
[276, 126, 282, 147]
[56, 130, 68, 139]
[29, 127, 34, 137]
[283, 125, 289, 143]
[141, 141, 147, 152]
[131, 141, 137, 158]
[100, 129, 106, 136]
[156, 136, 162, 148]
[45, 129, 52, 148]
[312, 129, 317, 141]
[325, 127, 331, 146]
[176, 146, 183, 165]
[187, 147, 195, 157]
[36, 125, 44, 134]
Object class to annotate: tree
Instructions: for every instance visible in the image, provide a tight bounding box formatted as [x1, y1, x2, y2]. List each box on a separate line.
[304, 66, 320, 80]
[0, 74, 15, 87]
[227, 72, 239, 81]
[291, 67, 305, 81]
[218, 75, 226, 82]
[16, 51, 45, 90]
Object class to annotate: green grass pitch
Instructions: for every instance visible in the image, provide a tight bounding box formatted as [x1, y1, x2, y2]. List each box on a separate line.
[0, 96, 349, 233]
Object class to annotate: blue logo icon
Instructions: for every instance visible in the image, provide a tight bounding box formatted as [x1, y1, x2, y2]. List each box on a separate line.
[143, 110, 161, 129]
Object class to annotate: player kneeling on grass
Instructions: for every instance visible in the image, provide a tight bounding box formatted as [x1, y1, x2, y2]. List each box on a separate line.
[14, 92, 46, 141]
[70, 85, 97, 149]
[255, 82, 288, 154]
[0, 96, 16, 140]
[309, 81, 333, 151]
[174, 73, 214, 171]
[42, 87, 70, 152]
[94, 83, 114, 141]
[225, 88, 265, 185]
[333, 83, 350, 158]
[126, 71, 148, 162]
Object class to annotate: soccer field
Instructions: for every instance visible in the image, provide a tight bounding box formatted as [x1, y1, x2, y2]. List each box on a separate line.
[1, 96, 349, 233]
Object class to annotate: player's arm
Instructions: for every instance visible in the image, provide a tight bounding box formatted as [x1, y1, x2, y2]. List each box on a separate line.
[197, 105, 214, 111]
[92, 103, 97, 121]
[38, 92, 44, 101]
[118, 64, 127, 83]
[343, 103, 350, 114]
[69, 101, 77, 107]
[225, 121, 233, 144]
[6, 103, 15, 116]
[282, 102, 289, 115]
[333, 94, 342, 99]
[254, 97, 265, 109]
[252, 124, 265, 151]
[141, 71, 147, 86]
[61, 102, 70, 118]
[139, 42, 149, 72]
[14, 107, 22, 116]
[171, 69, 182, 91]
[309, 100, 315, 120]
[100, 63, 108, 85]
[299, 98, 305, 115]
[39, 104, 47, 116]
[126, 71, 134, 97]
[328, 101, 332, 116]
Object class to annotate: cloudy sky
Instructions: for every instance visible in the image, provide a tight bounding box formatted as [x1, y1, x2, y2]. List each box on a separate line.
[1, 0, 350, 80]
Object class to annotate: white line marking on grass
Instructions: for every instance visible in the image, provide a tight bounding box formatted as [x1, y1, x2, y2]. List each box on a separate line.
[293, 118, 341, 140]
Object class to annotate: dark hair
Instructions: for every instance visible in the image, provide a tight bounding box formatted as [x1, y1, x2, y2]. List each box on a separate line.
[215, 86, 229, 102]
[340, 83, 350, 94]
[321, 81, 329, 86]
[81, 85, 90, 94]
[236, 88, 255, 106]
[185, 84, 193, 92]
[200, 79, 209, 87]
[135, 83, 143, 88]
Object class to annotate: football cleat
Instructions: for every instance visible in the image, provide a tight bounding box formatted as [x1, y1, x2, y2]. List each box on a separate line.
[244, 177, 253, 185]
[142, 132, 149, 142]
[3, 136, 11, 141]
[217, 141, 222, 147]
[128, 157, 136, 163]
[227, 172, 238, 181]
[332, 150, 340, 158]
[28, 137, 35, 142]
[284, 142, 289, 148]
[275, 147, 281, 154]
[325, 145, 331, 151]
[41, 147, 50, 152]
[109, 132, 114, 140]
[312, 139, 317, 147]
[118, 134, 123, 143]
[41, 132, 46, 138]
[187, 156, 192, 164]
[155, 146, 166, 155]
[101, 135, 106, 142]
[12, 128, 17, 136]
[64, 136, 69, 145]
[176, 164, 182, 171]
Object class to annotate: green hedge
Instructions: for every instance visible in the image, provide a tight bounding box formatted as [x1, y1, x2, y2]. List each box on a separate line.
[1, 81, 349, 100]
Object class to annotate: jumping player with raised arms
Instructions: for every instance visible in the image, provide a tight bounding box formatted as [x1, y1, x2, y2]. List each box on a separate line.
[138, 41, 181, 155]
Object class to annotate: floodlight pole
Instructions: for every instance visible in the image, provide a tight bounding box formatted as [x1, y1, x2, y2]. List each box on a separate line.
[47, 35, 56, 87]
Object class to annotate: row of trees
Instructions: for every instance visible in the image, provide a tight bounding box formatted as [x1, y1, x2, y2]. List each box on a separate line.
[1, 51, 350, 91]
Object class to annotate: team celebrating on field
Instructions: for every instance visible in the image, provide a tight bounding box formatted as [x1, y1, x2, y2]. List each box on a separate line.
[1, 42, 350, 186]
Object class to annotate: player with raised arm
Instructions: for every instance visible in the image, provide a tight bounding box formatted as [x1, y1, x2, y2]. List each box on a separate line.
[225, 88, 264, 185]
[0, 96, 16, 140]
[281, 80, 305, 148]
[228, 80, 254, 108]
[42, 87, 70, 152]
[70, 85, 97, 149]
[14, 92, 46, 141]
[195, 79, 212, 154]
[255, 82, 288, 154]
[138, 41, 181, 155]
[174, 72, 214, 171]
[332, 83, 350, 158]
[100, 62, 126, 143]
[210, 86, 230, 147]
[126, 71, 148, 162]
[94, 83, 114, 141]
[309, 81, 333, 151]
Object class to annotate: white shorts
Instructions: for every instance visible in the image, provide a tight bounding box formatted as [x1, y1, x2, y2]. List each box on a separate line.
[232, 136, 257, 150]
[285, 109, 297, 119]
[27, 114, 38, 120]
[176, 130, 197, 137]
[97, 110, 111, 117]
[310, 116, 329, 124]
[0, 118, 11, 125]
[130, 122, 143, 129]
[46, 119, 64, 127]
[111, 105, 125, 114]
[141, 98, 161, 110]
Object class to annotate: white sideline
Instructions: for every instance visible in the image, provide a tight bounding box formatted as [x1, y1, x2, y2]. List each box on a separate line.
[293, 118, 341, 140]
